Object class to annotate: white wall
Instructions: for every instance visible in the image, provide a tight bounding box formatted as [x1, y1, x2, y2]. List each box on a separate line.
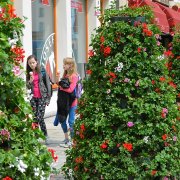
[14, 0, 32, 77]
[87, 0, 101, 51]
[56, 0, 72, 76]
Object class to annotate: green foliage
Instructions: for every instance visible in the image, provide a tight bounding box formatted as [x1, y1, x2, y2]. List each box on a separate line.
[0, 1, 53, 179]
[168, 33, 180, 102]
[62, 6, 180, 180]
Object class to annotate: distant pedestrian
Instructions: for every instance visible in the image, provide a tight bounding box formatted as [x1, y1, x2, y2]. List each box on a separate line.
[55, 57, 78, 147]
[26, 55, 51, 143]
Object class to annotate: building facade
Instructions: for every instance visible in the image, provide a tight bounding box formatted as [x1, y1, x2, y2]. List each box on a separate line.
[13, 0, 180, 81]
[13, 0, 116, 81]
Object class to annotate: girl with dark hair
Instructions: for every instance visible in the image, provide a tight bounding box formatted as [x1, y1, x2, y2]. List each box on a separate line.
[26, 55, 51, 143]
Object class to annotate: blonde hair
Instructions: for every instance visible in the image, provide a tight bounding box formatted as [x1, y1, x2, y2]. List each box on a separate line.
[63, 57, 78, 79]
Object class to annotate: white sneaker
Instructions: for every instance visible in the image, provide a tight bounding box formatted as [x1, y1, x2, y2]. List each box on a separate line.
[59, 138, 69, 144]
[59, 139, 71, 148]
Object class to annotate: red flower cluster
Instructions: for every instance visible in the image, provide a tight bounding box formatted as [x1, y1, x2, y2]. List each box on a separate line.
[0, 8, 5, 20]
[78, 123, 85, 139]
[75, 156, 83, 164]
[164, 50, 174, 58]
[159, 76, 166, 82]
[11, 47, 25, 62]
[137, 47, 141, 53]
[8, 4, 17, 19]
[80, 123, 86, 132]
[108, 72, 117, 83]
[165, 62, 173, 71]
[151, 170, 157, 176]
[123, 143, 133, 151]
[168, 81, 177, 89]
[100, 36, 111, 57]
[104, 46, 111, 57]
[2, 177, 12, 180]
[74, 166, 79, 171]
[31, 122, 39, 130]
[162, 134, 167, 141]
[142, 23, 153, 37]
[88, 50, 94, 57]
[151, 80, 155, 85]
[86, 69, 92, 75]
[100, 36, 105, 43]
[100, 142, 108, 149]
[48, 148, 58, 162]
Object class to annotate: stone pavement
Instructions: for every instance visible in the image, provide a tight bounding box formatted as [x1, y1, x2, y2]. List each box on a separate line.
[45, 116, 67, 180]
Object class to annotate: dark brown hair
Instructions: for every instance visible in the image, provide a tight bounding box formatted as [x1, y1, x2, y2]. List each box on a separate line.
[26, 55, 41, 81]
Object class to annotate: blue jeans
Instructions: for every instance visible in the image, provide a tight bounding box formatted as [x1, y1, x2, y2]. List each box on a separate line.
[55, 106, 77, 138]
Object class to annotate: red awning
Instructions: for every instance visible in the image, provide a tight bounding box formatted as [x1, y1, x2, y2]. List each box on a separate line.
[138, 0, 170, 33]
[155, 3, 180, 32]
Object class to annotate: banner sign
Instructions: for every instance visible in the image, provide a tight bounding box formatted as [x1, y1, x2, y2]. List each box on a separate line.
[71, 1, 83, 12]
[32, 0, 50, 6]
[40, 33, 55, 81]
[41, 0, 50, 5]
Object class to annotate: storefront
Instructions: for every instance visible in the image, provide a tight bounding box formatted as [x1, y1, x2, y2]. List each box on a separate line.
[13, 0, 113, 82]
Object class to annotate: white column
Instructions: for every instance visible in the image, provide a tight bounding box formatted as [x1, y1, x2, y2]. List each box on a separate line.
[56, 0, 72, 75]
[87, 0, 101, 51]
[13, 0, 32, 76]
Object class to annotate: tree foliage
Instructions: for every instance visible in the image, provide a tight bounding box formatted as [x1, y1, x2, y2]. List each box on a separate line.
[62, 6, 180, 180]
[0, 1, 53, 179]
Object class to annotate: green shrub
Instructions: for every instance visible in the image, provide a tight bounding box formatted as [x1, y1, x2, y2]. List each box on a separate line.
[0, 1, 53, 179]
[62, 6, 180, 180]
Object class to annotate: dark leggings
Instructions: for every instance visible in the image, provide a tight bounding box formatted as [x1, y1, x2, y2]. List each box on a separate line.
[30, 97, 47, 136]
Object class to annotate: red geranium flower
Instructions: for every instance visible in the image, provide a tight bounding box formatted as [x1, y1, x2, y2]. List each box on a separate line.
[151, 80, 155, 85]
[165, 62, 172, 70]
[2, 177, 12, 180]
[48, 148, 58, 162]
[168, 81, 177, 89]
[75, 156, 83, 164]
[123, 143, 133, 151]
[159, 76, 166, 82]
[162, 134, 167, 140]
[155, 88, 161, 93]
[100, 142, 108, 149]
[80, 123, 86, 132]
[137, 47, 141, 53]
[164, 50, 174, 57]
[104, 46, 111, 56]
[100, 36, 105, 43]
[74, 166, 79, 171]
[151, 170, 157, 176]
[86, 69, 92, 75]
[80, 132, 84, 139]
[31, 122, 39, 130]
[142, 23, 148, 29]
[88, 50, 94, 57]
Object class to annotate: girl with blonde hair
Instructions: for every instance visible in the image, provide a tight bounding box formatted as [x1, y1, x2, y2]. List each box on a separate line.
[55, 57, 78, 147]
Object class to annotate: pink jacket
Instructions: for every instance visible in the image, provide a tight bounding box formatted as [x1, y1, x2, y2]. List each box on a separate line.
[59, 73, 78, 107]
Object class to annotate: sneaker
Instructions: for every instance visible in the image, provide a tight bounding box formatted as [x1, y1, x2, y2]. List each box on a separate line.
[59, 139, 72, 148]
[59, 138, 69, 144]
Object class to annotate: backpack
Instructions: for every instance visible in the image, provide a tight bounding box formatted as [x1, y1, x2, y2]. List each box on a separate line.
[41, 68, 53, 97]
[75, 74, 83, 99]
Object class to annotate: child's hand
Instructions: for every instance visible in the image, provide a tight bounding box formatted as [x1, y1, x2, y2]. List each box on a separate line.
[29, 72, 34, 83]
[56, 70, 60, 83]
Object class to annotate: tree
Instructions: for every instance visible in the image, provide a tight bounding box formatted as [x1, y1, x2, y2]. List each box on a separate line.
[0, 1, 53, 179]
[62, 5, 180, 180]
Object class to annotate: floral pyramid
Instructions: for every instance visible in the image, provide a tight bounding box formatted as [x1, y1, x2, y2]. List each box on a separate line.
[62, 6, 180, 180]
[0, 1, 53, 179]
